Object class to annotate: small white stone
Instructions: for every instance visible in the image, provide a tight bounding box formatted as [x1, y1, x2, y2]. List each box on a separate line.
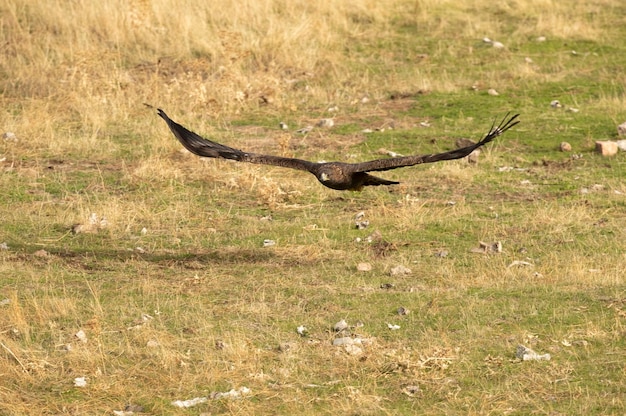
[75, 330, 88, 343]
[333, 319, 349, 332]
[390, 265, 412, 276]
[73, 377, 87, 388]
[316, 118, 334, 128]
[357, 262, 372, 272]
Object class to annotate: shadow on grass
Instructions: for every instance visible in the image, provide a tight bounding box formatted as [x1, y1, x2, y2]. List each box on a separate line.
[4, 242, 279, 269]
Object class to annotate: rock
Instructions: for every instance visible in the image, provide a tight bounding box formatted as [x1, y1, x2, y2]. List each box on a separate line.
[516, 345, 551, 361]
[617, 140, 626, 151]
[73, 377, 87, 387]
[390, 265, 412, 276]
[618, 121, 626, 136]
[467, 149, 481, 163]
[595, 140, 618, 156]
[550, 100, 562, 108]
[356, 262, 372, 272]
[2, 132, 17, 142]
[402, 385, 421, 397]
[316, 118, 334, 128]
[263, 239, 276, 247]
[333, 337, 359, 346]
[471, 241, 502, 254]
[333, 319, 349, 332]
[560, 142, 572, 152]
[487, 88, 499, 96]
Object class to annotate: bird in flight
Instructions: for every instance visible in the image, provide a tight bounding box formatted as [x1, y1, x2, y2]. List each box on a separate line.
[158, 109, 519, 191]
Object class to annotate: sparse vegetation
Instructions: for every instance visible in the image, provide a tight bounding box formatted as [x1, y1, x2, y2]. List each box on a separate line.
[1, 0, 626, 414]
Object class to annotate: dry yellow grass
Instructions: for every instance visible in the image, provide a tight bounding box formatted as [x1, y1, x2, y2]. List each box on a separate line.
[2, 0, 626, 414]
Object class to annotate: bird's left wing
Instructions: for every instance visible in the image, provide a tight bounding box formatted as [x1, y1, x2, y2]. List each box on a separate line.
[158, 109, 318, 173]
[351, 113, 519, 173]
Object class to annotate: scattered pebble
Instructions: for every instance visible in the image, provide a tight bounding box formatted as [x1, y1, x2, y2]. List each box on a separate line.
[354, 211, 370, 229]
[560, 142, 572, 152]
[113, 404, 145, 415]
[172, 397, 207, 408]
[278, 342, 296, 352]
[357, 262, 372, 272]
[487, 88, 499, 96]
[279, 122, 288, 130]
[387, 323, 401, 330]
[0, 242, 8, 250]
[0, 298, 10, 306]
[263, 239, 276, 247]
[316, 118, 334, 128]
[550, 100, 562, 108]
[73, 377, 87, 388]
[333, 337, 358, 346]
[471, 241, 502, 254]
[380, 283, 395, 289]
[397, 306, 410, 316]
[2, 132, 17, 142]
[172, 387, 251, 407]
[390, 265, 412, 276]
[333, 319, 349, 332]
[507, 260, 533, 268]
[34, 249, 49, 257]
[434, 250, 449, 258]
[296, 125, 313, 134]
[296, 325, 308, 336]
[536, 36, 546, 42]
[516, 345, 551, 361]
[344, 344, 363, 355]
[618, 121, 626, 137]
[402, 385, 421, 397]
[75, 330, 88, 343]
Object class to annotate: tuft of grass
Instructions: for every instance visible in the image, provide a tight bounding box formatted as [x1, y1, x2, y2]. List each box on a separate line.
[2, 0, 626, 414]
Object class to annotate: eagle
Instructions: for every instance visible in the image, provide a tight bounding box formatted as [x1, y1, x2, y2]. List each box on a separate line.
[158, 109, 519, 191]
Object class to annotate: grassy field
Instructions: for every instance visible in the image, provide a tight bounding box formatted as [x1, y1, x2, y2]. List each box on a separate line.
[2, 0, 626, 414]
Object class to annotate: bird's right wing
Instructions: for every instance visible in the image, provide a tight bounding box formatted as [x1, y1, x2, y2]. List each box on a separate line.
[158, 109, 317, 173]
[351, 113, 520, 173]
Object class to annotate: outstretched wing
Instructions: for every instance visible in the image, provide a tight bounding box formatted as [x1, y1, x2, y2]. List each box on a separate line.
[158, 109, 317, 173]
[350, 113, 520, 173]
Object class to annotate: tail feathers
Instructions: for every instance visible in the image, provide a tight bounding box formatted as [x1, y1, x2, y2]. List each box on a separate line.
[363, 174, 400, 187]
[157, 109, 243, 161]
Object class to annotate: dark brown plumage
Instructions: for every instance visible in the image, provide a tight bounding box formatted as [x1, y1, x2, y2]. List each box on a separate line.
[158, 109, 519, 191]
